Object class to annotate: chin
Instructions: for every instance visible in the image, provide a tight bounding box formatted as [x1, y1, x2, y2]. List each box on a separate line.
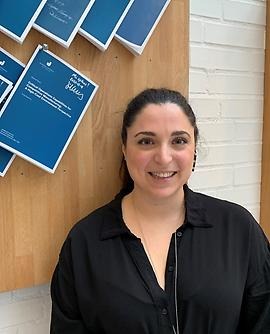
[146, 186, 183, 200]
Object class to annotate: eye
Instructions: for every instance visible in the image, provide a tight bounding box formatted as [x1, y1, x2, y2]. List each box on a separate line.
[172, 137, 188, 145]
[137, 137, 154, 145]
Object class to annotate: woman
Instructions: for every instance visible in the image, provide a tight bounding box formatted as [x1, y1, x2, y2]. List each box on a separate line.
[50, 88, 270, 333]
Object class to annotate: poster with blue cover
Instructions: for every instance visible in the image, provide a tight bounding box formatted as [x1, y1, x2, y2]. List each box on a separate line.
[79, 0, 134, 51]
[34, 0, 95, 48]
[0, 48, 25, 177]
[0, 0, 47, 43]
[115, 0, 171, 56]
[0, 48, 25, 83]
[0, 75, 13, 104]
[0, 147, 15, 177]
[0, 45, 98, 173]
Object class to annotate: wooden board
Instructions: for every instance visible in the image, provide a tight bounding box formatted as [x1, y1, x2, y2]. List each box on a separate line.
[261, 1, 270, 239]
[0, 0, 189, 291]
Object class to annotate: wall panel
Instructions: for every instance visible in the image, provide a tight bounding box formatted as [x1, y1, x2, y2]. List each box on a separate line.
[0, 0, 188, 291]
[261, 1, 270, 239]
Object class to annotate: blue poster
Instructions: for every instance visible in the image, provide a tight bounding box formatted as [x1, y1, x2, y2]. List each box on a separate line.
[0, 0, 47, 43]
[0, 45, 98, 173]
[34, 0, 95, 48]
[0, 76, 12, 104]
[116, 0, 171, 55]
[0, 48, 25, 83]
[80, 0, 134, 51]
[0, 147, 15, 177]
[0, 48, 25, 176]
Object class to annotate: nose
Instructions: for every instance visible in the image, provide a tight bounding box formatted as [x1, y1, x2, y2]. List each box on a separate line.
[153, 144, 173, 165]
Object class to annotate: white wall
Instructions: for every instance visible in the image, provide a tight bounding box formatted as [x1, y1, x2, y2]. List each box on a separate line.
[188, 0, 266, 221]
[0, 0, 267, 332]
[0, 285, 50, 333]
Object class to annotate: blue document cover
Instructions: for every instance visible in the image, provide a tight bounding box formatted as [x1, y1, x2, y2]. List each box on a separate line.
[79, 0, 134, 51]
[0, 48, 25, 83]
[0, 0, 47, 43]
[34, 0, 95, 48]
[116, 0, 171, 55]
[0, 45, 98, 173]
[0, 147, 15, 177]
[0, 75, 12, 104]
[0, 48, 25, 176]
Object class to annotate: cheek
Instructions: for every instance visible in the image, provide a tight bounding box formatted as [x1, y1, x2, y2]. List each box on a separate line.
[126, 149, 151, 170]
[175, 151, 194, 168]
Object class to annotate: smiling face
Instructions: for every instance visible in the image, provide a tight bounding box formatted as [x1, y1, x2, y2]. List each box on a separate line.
[122, 102, 196, 201]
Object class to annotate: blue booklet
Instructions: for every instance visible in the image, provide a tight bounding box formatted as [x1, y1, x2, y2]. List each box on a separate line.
[115, 0, 171, 56]
[0, 48, 25, 83]
[0, 45, 98, 173]
[34, 0, 95, 48]
[0, 48, 25, 177]
[0, 75, 13, 104]
[0, 147, 15, 177]
[0, 0, 47, 43]
[79, 0, 134, 51]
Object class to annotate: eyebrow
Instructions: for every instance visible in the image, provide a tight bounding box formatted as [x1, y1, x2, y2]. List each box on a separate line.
[134, 130, 191, 138]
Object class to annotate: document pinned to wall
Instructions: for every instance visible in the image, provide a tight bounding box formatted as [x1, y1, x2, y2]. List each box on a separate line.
[0, 48, 25, 83]
[0, 48, 25, 177]
[34, 0, 95, 48]
[0, 75, 13, 104]
[0, 147, 15, 177]
[79, 0, 134, 51]
[115, 0, 171, 56]
[0, 0, 47, 43]
[0, 45, 98, 174]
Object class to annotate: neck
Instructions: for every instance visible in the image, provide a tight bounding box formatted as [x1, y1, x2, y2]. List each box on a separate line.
[128, 186, 185, 227]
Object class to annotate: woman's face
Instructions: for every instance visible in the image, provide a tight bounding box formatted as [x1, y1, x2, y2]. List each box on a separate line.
[122, 102, 196, 200]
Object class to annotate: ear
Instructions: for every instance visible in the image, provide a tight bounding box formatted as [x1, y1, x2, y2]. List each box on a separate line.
[122, 144, 126, 159]
[192, 150, 197, 172]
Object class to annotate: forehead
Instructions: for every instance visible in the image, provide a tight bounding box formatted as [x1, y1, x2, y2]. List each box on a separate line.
[130, 103, 193, 131]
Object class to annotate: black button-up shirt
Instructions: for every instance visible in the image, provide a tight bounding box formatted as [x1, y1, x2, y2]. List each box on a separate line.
[50, 186, 270, 333]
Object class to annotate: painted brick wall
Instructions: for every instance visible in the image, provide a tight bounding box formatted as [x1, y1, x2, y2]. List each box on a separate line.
[0, 285, 50, 333]
[0, 0, 266, 332]
[188, 0, 266, 222]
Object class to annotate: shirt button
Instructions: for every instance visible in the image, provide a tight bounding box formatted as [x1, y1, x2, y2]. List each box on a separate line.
[161, 308, 168, 315]
[176, 231, 183, 237]
[168, 265, 174, 272]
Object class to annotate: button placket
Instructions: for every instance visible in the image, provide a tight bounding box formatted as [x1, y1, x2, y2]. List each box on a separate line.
[168, 265, 174, 272]
[176, 231, 183, 237]
[161, 308, 168, 315]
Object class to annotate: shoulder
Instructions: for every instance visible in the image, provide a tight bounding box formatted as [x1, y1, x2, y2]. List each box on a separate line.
[67, 196, 123, 243]
[186, 186, 258, 232]
[187, 186, 269, 258]
[197, 190, 252, 218]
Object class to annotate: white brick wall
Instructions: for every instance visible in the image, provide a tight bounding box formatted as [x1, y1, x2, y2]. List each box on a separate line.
[0, 0, 266, 332]
[0, 285, 50, 333]
[189, 0, 266, 222]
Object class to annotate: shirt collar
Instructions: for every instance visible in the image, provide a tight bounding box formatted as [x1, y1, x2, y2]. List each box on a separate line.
[100, 184, 212, 240]
[183, 184, 212, 228]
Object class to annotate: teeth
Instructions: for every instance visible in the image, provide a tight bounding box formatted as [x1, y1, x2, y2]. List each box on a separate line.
[151, 171, 175, 178]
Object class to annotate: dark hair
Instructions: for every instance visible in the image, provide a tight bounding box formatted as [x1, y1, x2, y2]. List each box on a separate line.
[119, 88, 199, 193]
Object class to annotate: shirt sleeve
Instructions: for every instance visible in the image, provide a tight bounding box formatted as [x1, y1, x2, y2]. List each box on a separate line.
[50, 236, 89, 334]
[240, 220, 270, 334]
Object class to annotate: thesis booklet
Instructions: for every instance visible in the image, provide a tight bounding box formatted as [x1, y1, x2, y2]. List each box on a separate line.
[34, 0, 95, 48]
[0, 73, 13, 176]
[0, 75, 13, 104]
[0, 48, 25, 84]
[0, 45, 98, 173]
[0, 0, 47, 43]
[0, 48, 25, 177]
[115, 0, 171, 56]
[79, 0, 134, 51]
[0, 147, 15, 177]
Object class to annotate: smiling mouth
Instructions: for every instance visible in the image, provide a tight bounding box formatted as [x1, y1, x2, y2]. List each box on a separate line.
[149, 171, 177, 179]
